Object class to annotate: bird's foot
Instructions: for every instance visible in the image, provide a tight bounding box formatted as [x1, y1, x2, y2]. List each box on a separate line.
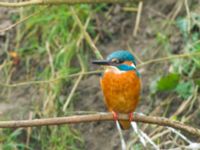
[129, 112, 133, 122]
[111, 111, 118, 122]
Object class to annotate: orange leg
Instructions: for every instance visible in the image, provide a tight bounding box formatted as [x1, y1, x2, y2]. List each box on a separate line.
[111, 111, 118, 122]
[129, 112, 133, 122]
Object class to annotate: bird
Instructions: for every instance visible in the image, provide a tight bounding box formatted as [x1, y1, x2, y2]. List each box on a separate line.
[92, 50, 141, 129]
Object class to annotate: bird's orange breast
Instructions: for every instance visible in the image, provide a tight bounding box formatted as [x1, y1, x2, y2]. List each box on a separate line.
[100, 70, 141, 113]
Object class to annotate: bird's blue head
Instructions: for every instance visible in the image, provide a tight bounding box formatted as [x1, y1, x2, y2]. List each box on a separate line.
[92, 50, 138, 72]
[106, 50, 136, 66]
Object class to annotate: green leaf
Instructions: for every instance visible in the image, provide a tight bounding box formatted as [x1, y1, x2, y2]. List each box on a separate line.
[156, 73, 180, 91]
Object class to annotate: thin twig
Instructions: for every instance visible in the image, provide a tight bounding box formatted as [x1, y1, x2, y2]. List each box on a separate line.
[127, 44, 144, 64]
[25, 112, 33, 149]
[138, 51, 200, 67]
[0, 70, 102, 87]
[116, 120, 126, 150]
[184, 0, 191, 34]
[0, 6, 47, 33]
[70, 7, 103, 59]
[133, 1, 143, 37]
[46, 41, 55, 77]
[0, 113, 199, 137]
[0, 0, 136, 7]
[62, 55, 85, 111]
[63, 17, 90, 111]
[122, 7, 138, 12]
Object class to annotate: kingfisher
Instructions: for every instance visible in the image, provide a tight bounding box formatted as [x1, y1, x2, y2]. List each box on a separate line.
[92, 50, 141, 129]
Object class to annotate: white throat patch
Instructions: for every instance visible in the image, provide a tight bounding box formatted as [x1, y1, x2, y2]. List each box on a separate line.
[105, 66, 125, 74]
[105, 62, 136, 74]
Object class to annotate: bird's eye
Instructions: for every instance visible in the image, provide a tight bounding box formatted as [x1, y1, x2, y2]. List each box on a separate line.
[111, 58, 122, 64]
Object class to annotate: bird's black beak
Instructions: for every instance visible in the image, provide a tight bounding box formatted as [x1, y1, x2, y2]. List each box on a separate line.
[92, 60, 111, 66]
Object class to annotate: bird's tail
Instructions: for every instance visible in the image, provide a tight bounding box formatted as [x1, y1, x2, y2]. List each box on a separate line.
[119, 120, 131, 130]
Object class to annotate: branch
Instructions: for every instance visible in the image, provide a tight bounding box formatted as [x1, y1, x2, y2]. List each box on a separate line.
[0, 113, 199, 137]
[0, 0, 137, 7]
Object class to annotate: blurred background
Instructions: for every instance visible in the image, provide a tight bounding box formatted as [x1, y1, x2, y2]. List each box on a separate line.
[0, 0, 200, 149]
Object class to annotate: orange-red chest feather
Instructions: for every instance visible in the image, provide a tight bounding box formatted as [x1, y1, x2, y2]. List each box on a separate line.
[100, 70, 141, 113]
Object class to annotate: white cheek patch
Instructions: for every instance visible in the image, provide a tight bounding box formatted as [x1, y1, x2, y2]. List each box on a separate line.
[131, 63, 136, 69]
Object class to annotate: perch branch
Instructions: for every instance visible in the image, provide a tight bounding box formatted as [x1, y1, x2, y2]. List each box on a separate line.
[0, 113, 199, 137]
[0, 0, 137, 7]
